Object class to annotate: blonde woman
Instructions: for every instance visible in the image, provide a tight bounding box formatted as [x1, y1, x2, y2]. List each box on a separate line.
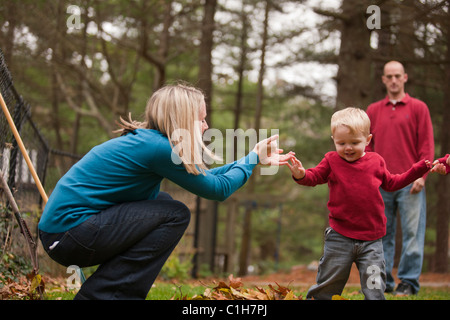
[39, 83, 291, 300]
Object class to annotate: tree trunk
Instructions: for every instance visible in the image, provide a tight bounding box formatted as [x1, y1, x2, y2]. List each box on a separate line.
[233, 4, 249, 130]
[233, 2, 250, 159]
[154, 0, 173, 91]
[193, 0, 218, 276]
[138, 1, 173, 92]
[238, 0, 270, 276]
[335, 0, 372, 110]
[433, 15, 450, 273]
[198, 0, 217, 125]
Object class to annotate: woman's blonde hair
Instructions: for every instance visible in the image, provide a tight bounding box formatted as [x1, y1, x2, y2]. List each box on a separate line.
[115, 83, 219, 175]
[330, 107, 371, 137]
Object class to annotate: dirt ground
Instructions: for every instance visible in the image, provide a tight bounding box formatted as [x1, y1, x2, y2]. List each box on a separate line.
[241, 264, 450, 288]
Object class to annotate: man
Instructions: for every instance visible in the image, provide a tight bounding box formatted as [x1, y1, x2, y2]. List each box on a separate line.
[366, 61, 434, 295]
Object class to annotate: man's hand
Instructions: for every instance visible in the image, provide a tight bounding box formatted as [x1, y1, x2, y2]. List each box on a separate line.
[410, 177, 425, 194]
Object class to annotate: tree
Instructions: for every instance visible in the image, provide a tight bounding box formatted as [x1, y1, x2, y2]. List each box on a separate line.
[238, 0, 270, 276]
[322, 0, 372, 109]
[429, 0, 450, 273]
[138, 0, 174, 91]
[198, 0, 217, 124]
[193, 0, 218, 277]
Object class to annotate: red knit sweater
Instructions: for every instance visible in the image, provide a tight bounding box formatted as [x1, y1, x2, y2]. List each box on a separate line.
[294, 152, 430, 241]
[366, 94, 434, 178]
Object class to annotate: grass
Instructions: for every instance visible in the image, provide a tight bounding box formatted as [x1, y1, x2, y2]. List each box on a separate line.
[42, 282, 450, 300]
[147, 282, 206, 300]
[339, 286, 450, 300]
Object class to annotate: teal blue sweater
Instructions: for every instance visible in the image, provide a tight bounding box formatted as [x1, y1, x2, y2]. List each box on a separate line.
[39, 129, 259, 233]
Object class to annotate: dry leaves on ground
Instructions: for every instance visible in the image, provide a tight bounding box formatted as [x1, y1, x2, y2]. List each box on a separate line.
[0, 272, 45, 300]
[176, 274, 303, 300]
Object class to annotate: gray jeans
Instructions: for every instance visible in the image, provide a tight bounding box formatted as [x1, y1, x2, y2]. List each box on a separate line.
[307, 227, 386, 300]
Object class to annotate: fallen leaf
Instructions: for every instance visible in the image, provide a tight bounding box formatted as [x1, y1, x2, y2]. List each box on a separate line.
[332, 295, 348, 300]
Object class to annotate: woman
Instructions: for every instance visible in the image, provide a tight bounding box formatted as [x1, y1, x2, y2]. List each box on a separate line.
[38, 83, 291, 299]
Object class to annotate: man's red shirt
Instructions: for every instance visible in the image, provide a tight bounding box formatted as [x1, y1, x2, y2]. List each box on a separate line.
[366, 94, 434, 178]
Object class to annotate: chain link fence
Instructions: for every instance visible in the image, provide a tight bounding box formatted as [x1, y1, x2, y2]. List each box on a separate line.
[1, 48, 81, 277]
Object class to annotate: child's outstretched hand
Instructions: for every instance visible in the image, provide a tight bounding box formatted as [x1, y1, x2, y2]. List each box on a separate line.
[430, 154, 450, 175]
[286, 155, 306, 180]
[431, 160, 447, 175]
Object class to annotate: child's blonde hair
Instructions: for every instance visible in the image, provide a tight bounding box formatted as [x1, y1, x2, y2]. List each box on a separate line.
[331, 107, 371, 137]
[115, 83, 219, 175]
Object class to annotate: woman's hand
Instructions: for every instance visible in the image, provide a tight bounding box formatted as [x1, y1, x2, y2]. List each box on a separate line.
[265, 150, 296, 166]
[252, 135, 294, 166]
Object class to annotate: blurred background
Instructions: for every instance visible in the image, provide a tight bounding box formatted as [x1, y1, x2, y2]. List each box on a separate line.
[0, 0, 448, 281]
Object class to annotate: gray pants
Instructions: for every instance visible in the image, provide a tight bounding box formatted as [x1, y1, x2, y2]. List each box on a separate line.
[307, 227, 386, 300]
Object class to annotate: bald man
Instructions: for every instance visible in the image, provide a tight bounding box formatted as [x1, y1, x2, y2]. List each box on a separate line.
[366, 61, 434, 296]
